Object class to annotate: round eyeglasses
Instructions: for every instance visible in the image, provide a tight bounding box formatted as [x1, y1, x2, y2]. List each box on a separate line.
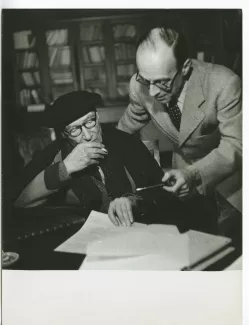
[64, 115, 97, 137]
[136, 68, 181, 92]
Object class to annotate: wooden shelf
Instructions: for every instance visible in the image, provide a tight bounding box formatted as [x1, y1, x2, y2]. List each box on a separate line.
[49, 66, 72, 72]
[116, 76, 132, 82]
[113, 37, 136, 44]
[115, 59, 135, 65]
[52, 82, 74, 87]
[85, 80, 107, 87]
[20, 84, 41, 89]
[83, 62, 105, 67]
[80, 40, 104, 45]
[18, 67, 40, 72]
[47, 44, 69, 48]
[15, 47, 37, 53]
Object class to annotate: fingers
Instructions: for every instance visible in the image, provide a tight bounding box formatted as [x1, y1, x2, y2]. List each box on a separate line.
[163, 178, 184, 193]
[81, 142, 105, 149]
[108, 198, 133, 227]
[181, 184, 188, 190]
[162, 171, 172, 183]
[108, 202, 119, 226]
[125, 199, 134, 223]
[88, 159, 99, 166]
[120, 201, 133, 226]
[178, 192, 189, 198]
[89, 153, 106, 160]
[87, 148, 108, 155]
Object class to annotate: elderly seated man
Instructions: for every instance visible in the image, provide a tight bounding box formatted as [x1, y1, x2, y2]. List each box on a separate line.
[14, 91, 174, 227]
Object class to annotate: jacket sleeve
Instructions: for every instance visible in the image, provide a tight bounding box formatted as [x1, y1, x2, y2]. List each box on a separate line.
[117, 75, 151, 134]
[189, 73, 242, 195]
[14, 162, 70, 208]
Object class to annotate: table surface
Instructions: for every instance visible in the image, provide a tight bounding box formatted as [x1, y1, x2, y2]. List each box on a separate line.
[3, 222, 242, 271]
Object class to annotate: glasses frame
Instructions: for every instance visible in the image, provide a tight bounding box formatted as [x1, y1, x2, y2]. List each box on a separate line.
[64, 113, 97, 138]
[136, 68, 181, 92]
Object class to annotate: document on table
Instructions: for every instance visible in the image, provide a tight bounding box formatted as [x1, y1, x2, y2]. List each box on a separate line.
[55, 210, 232, 270]
[55, 210, 184, 256]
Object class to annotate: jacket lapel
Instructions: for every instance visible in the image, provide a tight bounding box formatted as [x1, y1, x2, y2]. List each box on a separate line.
[179, 66, 206, 147]
[148, 97, 179, 143]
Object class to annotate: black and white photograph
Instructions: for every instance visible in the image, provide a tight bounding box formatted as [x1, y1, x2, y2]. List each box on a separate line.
[2, 9, 242, 272]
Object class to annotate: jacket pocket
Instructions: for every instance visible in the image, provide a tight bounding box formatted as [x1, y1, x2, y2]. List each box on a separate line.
[196, 127, 220, 140]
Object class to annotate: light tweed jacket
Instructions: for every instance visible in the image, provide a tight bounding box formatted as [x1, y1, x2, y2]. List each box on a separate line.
[117, 59, 242, 195]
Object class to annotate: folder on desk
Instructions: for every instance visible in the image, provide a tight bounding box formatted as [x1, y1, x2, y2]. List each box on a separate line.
[55, 211, 233, 270]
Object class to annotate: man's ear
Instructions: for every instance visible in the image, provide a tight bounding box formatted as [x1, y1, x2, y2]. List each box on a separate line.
[181, 58, 191, 77]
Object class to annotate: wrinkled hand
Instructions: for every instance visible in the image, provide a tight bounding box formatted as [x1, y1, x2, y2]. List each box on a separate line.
[108, 197, 136, 227]
[162, 169, 194, 199]
[63, 142, 107, 175]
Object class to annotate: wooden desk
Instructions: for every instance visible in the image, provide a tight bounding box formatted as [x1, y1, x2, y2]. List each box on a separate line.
[4, 209, 241, 271]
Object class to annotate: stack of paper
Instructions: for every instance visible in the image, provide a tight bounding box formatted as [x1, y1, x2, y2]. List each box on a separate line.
[55, 211, 232, 270]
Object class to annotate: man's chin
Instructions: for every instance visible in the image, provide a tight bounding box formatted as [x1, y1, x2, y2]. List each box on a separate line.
[155, 95, 171, 105]
[156, 98, 168, 105]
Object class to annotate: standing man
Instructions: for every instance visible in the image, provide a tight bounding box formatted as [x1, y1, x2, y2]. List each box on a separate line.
[117, 25, 242, 233]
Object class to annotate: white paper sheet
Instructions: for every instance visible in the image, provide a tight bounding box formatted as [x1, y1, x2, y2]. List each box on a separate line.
[55, 210, 232, 271]
[55, 210, 181, 257]
[80, 254, 186, 270]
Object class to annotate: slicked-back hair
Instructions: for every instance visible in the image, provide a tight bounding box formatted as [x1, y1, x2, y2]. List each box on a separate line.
[137, 24, 189, 68]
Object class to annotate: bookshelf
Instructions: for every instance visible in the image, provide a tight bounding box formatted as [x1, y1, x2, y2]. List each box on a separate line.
[10, 11, 241, 111]
[13, 30, 43, 106]
[45, 28, 77, 101]
[78, 21, 109, 100]
[112, 21, 137, 98]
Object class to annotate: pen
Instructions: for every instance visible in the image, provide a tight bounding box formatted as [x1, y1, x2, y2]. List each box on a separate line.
[136, 179, 176, 192]
[136, 183, 165, 192]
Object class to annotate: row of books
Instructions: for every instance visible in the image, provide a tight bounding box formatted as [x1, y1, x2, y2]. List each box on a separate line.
[49, 46, 71, 67]
[16, 52, 39, 69]
[20, 88, 42, 106]
[51, 71, 73, 85]
[82, 46, 105, 64]
[113, 24, 136, 39]
[117, 82, 129, 97]
[14, 30, 36, 49]
[84, 67, 106, 81]
[46, 29, 68, 46]
[80, 24, 103, 41]
[21, 72, 41, 86]
[114, 43, 136, 61]
[116, 64, 136, 77]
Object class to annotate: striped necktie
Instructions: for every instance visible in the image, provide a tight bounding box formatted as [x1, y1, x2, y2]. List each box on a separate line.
[90, 166, 113, 213]
[167, 101, 182, 131]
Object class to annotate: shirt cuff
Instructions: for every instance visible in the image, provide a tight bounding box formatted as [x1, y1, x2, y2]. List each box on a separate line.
[44, 162, 71, 190]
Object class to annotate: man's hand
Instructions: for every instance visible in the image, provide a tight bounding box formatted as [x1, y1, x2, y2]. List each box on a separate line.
[162, 169, 194, 198]
[63, 142, 107, 175]
[108, 197, 136, 227]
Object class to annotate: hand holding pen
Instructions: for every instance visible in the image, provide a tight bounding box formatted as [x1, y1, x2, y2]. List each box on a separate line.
[161, 169, 193, 198]
[136, 169, 192, 199]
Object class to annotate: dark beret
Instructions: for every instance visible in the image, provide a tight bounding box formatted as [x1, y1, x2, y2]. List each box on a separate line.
[42, 91, 103, 129]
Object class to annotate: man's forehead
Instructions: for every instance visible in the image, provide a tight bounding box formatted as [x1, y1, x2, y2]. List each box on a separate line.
[67, 111, 95, 127]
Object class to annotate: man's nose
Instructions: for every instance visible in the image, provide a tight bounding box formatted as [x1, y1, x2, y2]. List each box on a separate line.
[81, 127, 92, 141]
[149, 84, 160, 97]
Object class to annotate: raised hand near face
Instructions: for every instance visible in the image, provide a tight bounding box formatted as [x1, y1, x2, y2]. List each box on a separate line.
[63, 142, 107, 175]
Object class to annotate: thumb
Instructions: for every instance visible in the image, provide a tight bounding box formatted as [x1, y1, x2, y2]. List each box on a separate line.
[162, 170, 173, 182]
